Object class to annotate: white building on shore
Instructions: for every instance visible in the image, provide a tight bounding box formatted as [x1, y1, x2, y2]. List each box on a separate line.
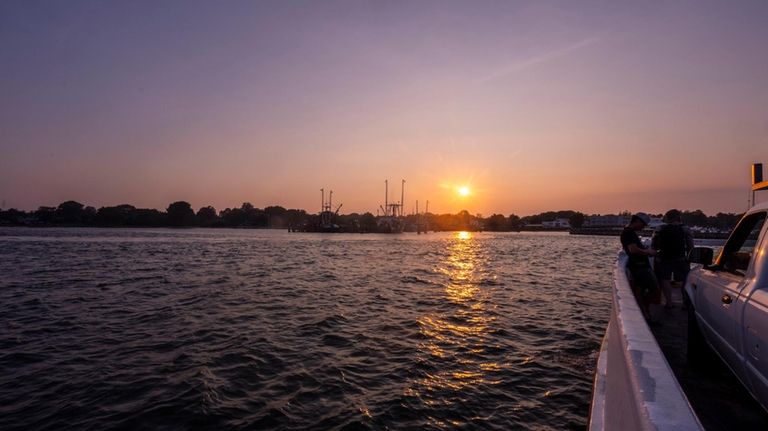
[584, 214, 663, 229]
[542, 218, 571, 228]
[585, 215, 631, 227]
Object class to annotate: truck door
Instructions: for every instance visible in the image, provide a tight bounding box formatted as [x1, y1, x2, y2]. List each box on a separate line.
[742, 218, 768, 407]
[694, 211, 766, 383]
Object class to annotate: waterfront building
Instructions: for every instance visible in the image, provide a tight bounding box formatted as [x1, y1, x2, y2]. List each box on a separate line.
[584, 214, 631, 227]
[542, 218, 571, 228]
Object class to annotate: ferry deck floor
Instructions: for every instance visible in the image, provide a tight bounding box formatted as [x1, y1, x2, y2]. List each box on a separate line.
[650, 284, 768, 430]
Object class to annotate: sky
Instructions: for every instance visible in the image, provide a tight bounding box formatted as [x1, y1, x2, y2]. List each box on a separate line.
[1, 0, 767, 216]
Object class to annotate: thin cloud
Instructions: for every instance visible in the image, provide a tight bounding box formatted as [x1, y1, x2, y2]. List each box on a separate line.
[478, 36, 601, 83]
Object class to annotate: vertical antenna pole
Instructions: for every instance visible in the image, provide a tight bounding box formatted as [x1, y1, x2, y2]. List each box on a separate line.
[752, 163, 764, 207]
[321, 188, 324, 212]
[329, 190, 333, 211]
[385, 180, 388, 216]
[401, 179, 405, 217]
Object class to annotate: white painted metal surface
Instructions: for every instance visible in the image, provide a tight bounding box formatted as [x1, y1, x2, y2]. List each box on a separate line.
[589, 254, 703, 431]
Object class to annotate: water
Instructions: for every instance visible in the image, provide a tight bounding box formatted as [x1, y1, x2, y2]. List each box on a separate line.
[0, 228, 617, 430]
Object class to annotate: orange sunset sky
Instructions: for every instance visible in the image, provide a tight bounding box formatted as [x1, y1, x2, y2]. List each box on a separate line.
[1, 1, 767, 215]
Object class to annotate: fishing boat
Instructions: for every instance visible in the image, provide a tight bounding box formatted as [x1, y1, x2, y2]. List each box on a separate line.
[376, 179, 405, 233]
[296, 188, 342, 232]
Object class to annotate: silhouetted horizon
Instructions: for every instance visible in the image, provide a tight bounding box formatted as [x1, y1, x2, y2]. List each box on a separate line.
[0, 199, 743, 233]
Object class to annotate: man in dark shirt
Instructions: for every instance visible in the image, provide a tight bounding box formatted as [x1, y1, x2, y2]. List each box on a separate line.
[652, 209, 694, 309]
[620, 212, 659, 321]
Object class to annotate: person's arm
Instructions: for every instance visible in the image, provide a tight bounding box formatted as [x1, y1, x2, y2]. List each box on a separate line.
[651, 230, 660, 250]
[684, 227, 694, 252]
[627, 243, 656, 256]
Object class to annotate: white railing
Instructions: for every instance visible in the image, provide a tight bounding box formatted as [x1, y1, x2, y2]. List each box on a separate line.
[589, 253, 702, 430]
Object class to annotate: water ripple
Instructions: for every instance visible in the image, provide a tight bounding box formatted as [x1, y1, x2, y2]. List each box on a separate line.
[0, 228, 616, 430]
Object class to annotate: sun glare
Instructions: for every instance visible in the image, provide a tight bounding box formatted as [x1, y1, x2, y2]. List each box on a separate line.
[458, 186, 471, 197]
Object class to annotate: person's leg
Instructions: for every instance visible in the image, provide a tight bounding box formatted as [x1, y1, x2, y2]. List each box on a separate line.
[627, 268, 651, 319]
[674, 260, 691, 309]
[628, 274, 649, 320]
[661, 279, 673, 308]
[644, 269, 662, 322]
[656, 260, 674, 308]
[633, 267, 659, 321]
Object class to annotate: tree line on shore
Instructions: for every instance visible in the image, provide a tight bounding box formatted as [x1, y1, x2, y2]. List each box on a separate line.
[0, 200, 743, 232]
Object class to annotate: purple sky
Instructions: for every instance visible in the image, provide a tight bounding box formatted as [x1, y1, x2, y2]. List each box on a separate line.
[2, 1, 767, 215]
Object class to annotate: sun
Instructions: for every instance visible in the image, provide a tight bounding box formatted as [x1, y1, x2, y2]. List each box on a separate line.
[458, 186, 471, 197]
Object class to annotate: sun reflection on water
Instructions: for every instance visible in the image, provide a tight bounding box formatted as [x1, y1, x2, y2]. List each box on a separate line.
[409, 231, 506, 405]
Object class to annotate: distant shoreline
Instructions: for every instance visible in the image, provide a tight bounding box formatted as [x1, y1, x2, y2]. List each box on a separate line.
[569, 227, 730, 240]
[0, 200, 743, 234]
[0, 224, 731, 239]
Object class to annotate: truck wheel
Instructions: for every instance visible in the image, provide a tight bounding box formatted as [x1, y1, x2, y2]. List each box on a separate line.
[687, 306, 714, 368]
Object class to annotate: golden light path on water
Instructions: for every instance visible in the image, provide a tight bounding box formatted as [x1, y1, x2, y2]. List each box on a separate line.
[0, 227, 624, 429]
[408, 231, 507, 427]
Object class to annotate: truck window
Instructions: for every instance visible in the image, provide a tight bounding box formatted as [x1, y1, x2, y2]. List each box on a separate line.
[718, 211, 767, 276]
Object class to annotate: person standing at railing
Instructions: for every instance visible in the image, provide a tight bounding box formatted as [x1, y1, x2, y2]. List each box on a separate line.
[651, 209, 694, 309]
[620, 212, 660, 322]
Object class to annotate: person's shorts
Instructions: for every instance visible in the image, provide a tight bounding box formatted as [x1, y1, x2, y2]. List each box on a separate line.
[655, 259, 690, 282]
[628, 265, 661, 304]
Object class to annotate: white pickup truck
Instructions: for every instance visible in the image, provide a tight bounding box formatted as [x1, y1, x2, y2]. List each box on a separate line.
[686, 201, 768, 410]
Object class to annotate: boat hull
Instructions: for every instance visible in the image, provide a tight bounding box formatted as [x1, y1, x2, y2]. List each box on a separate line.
[589, 254, 703, 430]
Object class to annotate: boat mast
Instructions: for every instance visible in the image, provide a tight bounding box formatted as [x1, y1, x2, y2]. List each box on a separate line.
[401, 179, 405, 217]
[385, 180, 388, 216]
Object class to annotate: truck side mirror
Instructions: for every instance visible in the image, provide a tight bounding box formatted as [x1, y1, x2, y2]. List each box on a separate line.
[689, 247, 713, 266]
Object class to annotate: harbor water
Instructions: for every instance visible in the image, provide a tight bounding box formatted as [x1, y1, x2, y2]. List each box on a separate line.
[0, 228, 616, 430]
